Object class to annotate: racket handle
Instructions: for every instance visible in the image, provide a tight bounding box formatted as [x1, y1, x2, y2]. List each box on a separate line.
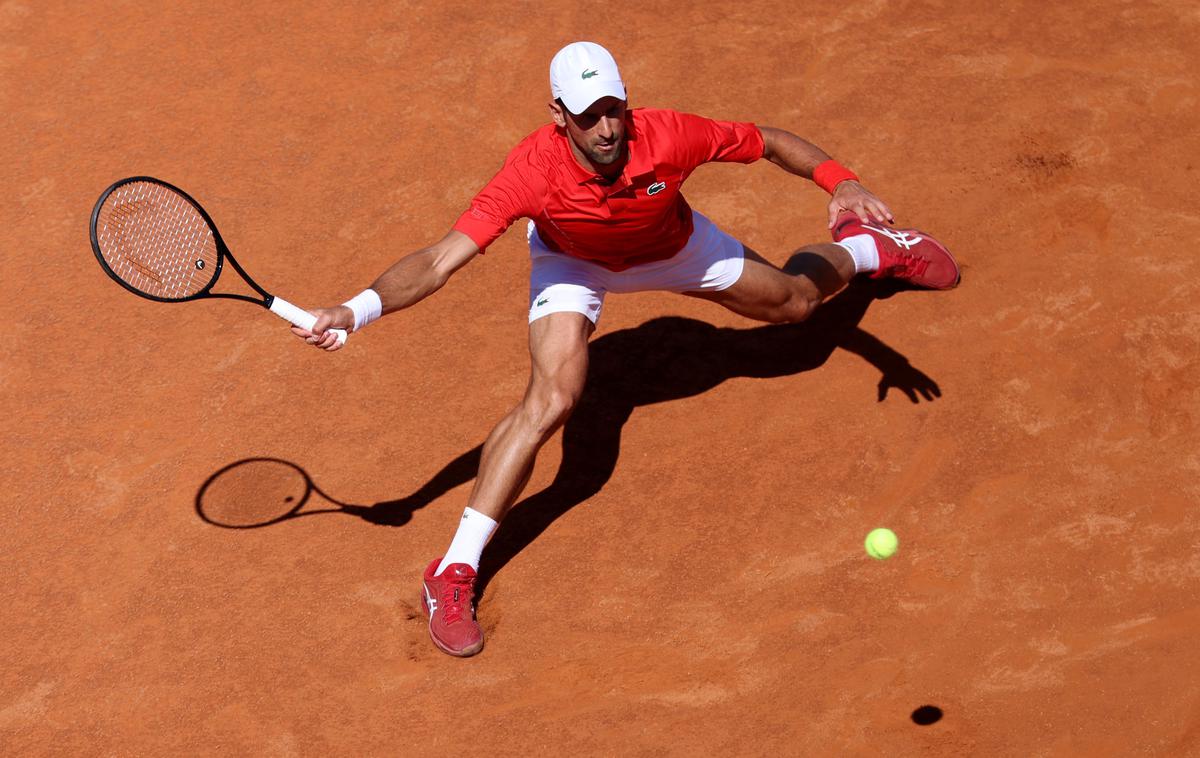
[269, 296, 348, 346]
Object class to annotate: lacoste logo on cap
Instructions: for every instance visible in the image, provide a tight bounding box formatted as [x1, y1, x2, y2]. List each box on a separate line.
[536, 297, 550, 306]
[581, 69, 599, 79]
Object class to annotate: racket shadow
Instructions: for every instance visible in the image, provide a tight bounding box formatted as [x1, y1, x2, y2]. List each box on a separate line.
[195, 450, 481, 529]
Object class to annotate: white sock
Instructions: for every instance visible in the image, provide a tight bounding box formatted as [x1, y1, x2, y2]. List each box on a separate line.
[436, 507, 498, 575]
[835, 234, 880, 274]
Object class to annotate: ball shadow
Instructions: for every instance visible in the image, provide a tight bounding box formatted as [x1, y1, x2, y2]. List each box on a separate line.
[911, 705, 944, 725]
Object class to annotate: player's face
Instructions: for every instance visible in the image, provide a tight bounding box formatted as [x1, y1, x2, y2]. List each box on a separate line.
[555, 96, 628, 166]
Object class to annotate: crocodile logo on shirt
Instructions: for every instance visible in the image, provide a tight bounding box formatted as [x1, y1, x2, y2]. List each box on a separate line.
[647, 181, 667, 196]
[581, 69, 599, 79]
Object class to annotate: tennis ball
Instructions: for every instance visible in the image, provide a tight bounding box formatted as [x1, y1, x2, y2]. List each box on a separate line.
[865, 528, 898, 560]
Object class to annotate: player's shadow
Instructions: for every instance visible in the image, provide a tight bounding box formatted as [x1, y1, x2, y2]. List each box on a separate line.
[475, 277, 939, 596]
[196, 278, 943, 593]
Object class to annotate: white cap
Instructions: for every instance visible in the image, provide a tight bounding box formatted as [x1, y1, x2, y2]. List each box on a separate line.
[549, 41, 627, 115]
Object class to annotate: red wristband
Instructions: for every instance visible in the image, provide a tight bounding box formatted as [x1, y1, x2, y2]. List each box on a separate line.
[812, 160, 859, 194]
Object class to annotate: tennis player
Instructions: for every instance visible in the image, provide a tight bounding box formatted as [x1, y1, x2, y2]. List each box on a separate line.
[293, 41, 959, 657]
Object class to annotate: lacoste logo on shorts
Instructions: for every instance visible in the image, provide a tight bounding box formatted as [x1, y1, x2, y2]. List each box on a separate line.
[581, 69, 599, 79]
[647, 181, 667, 196]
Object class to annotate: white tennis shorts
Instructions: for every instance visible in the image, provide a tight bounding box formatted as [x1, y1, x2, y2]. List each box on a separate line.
[528, 210, 745, 324]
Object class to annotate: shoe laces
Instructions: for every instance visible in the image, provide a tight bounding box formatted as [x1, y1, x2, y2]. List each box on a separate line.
[439, 572, 474, 625]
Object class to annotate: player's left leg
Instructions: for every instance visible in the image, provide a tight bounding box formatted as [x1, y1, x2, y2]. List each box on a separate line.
[680, 209, 958, 323]
[687, 242, 855, 324]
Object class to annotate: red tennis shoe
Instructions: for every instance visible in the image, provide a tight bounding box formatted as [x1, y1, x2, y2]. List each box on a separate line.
[832, 210, 961, 290]
[421, 558, 484, 657]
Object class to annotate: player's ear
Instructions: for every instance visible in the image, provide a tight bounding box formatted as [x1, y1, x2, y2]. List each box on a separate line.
[549, 98, 567, 128]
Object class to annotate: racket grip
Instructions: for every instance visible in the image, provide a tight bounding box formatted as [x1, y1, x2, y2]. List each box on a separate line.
[269, 296, 348, 346]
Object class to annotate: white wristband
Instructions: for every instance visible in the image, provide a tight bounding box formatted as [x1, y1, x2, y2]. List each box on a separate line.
[342, 288, 383, 332]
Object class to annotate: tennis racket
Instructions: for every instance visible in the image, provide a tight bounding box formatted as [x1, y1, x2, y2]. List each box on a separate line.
[89, 176, 346, 345]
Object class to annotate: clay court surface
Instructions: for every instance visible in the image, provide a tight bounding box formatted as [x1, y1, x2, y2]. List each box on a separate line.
[4, 0, 1200, 754]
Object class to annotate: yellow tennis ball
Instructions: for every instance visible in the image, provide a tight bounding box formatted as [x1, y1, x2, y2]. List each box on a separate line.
[865, 528, 898, 560]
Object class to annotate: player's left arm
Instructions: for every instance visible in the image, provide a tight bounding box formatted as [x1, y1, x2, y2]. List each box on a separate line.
[758, 126, 894, 228]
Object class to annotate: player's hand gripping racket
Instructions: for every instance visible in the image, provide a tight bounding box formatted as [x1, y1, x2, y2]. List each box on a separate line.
[89, 176, 346, 346]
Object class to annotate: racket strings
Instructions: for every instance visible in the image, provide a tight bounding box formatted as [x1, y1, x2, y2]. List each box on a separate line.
[95, 181, 219, 300]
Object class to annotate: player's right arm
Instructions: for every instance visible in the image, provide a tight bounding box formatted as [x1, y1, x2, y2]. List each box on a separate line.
[293, 229, 479, 351]
[296, 134, 545, 351]
[368, 230, 480, 315]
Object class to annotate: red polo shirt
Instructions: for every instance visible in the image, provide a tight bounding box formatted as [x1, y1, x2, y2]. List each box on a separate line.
[452, 108, 764, 271]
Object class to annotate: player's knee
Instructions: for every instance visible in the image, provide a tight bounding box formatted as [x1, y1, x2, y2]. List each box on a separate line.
[765, 293, 816, 324]
[524, 385, 580, 437]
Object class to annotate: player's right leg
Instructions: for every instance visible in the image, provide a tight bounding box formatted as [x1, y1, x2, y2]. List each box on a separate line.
[422, 312, 593, 657]
[466, 311, 595, 522]
[468, 223, 603, 521]
[422, 241, 599, 657]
